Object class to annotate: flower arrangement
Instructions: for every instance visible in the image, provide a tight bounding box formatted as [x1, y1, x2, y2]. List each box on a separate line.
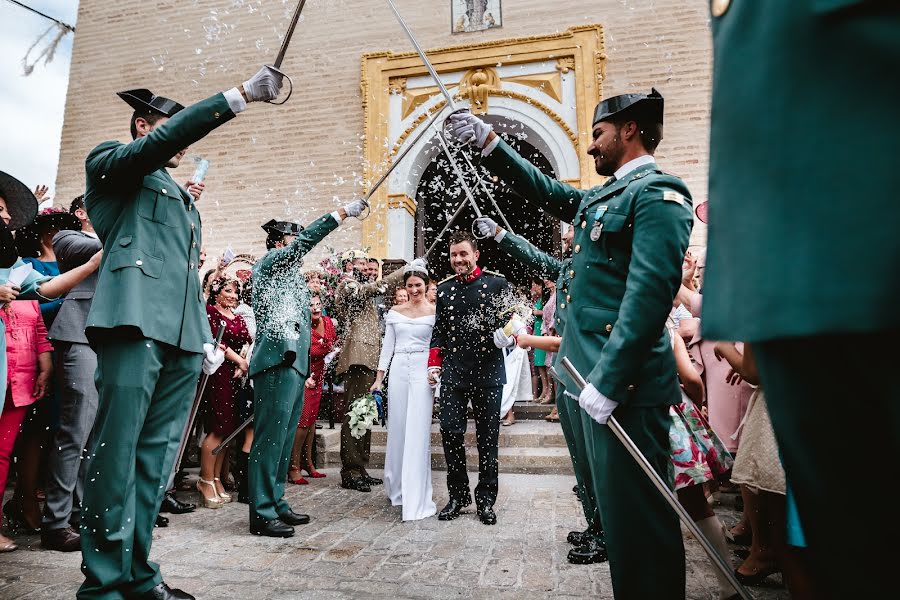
[347, 392, 380, 439]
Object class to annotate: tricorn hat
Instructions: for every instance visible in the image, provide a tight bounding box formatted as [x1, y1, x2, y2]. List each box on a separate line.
[0, 170, 39, 230]
[262, 219, 304, 237]
[117, 89, 185, 117]
[593, 88, 664, 128]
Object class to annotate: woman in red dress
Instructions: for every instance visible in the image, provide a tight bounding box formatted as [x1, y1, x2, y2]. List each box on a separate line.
[288, 295, 338, 484]
[198, 277, 251, 507]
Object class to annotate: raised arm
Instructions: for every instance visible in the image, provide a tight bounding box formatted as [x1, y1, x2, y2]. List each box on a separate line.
[497, 230, 563, 278]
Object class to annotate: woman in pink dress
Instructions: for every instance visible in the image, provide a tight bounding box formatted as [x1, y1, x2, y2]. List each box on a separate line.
[197, 277, 251, 508]
[288, 295, 338, 485]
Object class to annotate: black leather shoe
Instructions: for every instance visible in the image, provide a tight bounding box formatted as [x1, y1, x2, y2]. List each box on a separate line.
[477, 505, 497, 525]
[278, 509, 311, 526]
[567, 529, 592, 546]
[250, 518, 295, 538]
[438, 496, 472, 521]
[341, 478, 371, 492]
[568, 538, 608, 564]
[132, 581, 195, 599]
[41, 526, 81, 552]
[160, 492, 195, 514]
[363, 475, 383, 486]
[154, 514, 169, 528]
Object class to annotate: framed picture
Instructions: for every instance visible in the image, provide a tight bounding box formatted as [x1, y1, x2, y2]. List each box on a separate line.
[451, 0, 502, 34]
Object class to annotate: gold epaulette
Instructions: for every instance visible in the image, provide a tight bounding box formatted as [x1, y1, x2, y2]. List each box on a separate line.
[437, 275, 456, 286]
[482, 269, 506, 279]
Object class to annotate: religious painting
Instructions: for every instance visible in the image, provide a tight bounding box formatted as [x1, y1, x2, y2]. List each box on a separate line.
[451, 0, 502, 33]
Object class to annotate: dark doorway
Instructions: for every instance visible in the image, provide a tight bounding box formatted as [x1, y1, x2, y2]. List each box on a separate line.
[414, 132, 561, 289]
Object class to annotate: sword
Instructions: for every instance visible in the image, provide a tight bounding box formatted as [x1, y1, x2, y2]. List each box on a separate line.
[265, 0, 308, 105]
[175, 323, 226, 472]
[433, 129, 490, 239]
[552, 359, 753, 600]
[213, 413, 252, 455]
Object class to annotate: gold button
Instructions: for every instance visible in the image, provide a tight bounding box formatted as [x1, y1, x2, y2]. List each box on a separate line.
[189, 262, 195, 269]
[135, 259, 143, 266]
[605, 324, 612, 333]
[560, 303, 566, 309]
[574, 244, 581, 253]
[569, 270, 575, 278]
[710, 0, 730, 17]
[161, 188, 167, 194]
[191, 223, 195, 230]
[214, 112, 220, 119]
[566, 295, 572, 303]
[581, 221, 586, 229]
[627, 384, 636, 392]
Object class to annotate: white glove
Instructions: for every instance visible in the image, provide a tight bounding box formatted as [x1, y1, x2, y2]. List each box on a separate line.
[493, 328, 515, 349]
[202, 343, 226, 375]
[324, 347, 341, 365]
[428, 367, 442, 388]
[447, 109, 492, 148]
[578, 383, 618, 425]
[503, 315, 527, 337]
[242, 66, 284, 102]
[474, 217, 498, 238]
[343, 199, 366, 218]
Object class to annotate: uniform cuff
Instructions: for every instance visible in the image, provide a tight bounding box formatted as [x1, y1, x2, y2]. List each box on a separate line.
[330, 211, 343, 224]
[428, 348, 443, 368]
[494, 229, 507, 242]
[223, 87, 247, 114]
[482, 136, 501, 156]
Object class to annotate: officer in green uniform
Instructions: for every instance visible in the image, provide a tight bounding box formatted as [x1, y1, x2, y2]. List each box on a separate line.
[703, 2, 900, 597]
[474, 216, 605, 564]
[80, 67, 283, 600]
[450, 90, 692, 599]
[247, 202, 366, 538]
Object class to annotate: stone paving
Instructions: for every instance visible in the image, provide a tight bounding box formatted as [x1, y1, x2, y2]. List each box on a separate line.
[1, 469, 789, 599]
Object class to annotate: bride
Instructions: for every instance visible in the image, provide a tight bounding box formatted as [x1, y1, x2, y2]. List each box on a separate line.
[371, 262, 437, 521]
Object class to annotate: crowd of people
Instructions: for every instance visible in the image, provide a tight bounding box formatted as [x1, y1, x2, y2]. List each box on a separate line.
[2, 4, 897, 599]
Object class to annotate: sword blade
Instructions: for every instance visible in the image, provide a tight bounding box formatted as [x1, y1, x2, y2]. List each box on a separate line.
[433, 130, 483, 218]
[273, 0, 308, 69]
[386, 0, 456, 109]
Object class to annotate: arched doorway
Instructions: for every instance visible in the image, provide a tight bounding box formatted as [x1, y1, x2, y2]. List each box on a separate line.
[414, 132, 560, 286]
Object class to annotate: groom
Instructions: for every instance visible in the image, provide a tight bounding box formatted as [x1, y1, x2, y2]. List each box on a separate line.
[428, 230, 510, 525]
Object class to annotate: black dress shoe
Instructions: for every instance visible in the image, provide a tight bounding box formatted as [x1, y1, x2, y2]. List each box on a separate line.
[278, 509, 311, 526]
[438, 496, 471, 521]
[341, 478, 371, 492]
[363, 475, 383, 486]
[567, 529, 592, 546]
[154, 514, 169, 528]
[160, 492, 195, 514]
[477, 505, 497, 525]
[133, 581, 195, 599]
[41, 526, 81, 552]
[250, 518, 295, 538]
[568, 538, 608, 564]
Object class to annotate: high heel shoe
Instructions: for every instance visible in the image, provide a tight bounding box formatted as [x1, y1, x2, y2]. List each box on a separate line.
[287, 466, 309, 485]
[302, 464, 326, 478]
[196, 478, 224, 509]
[213, 478, 232, 503]
[733, 565, 781, 586]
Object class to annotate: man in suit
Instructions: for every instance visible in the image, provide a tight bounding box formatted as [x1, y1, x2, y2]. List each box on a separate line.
[39, 196, 101, 552]
[79, 67, 282, 600]
[449, 90, 692, 597]
[428, 230, 510, 525]
[703, 2, 900, 597]
[247, 206, 367, 538]
[475, 217, 605, 564]
[335, 252, 405, 492]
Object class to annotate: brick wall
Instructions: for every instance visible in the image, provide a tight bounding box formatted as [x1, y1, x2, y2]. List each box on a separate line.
[54, 0, 711, 263]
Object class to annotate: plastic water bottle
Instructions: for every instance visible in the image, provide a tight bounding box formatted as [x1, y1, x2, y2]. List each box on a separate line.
[190, 157, 210, 183]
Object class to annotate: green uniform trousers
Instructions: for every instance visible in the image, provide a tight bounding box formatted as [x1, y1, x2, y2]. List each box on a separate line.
[556, 384, 603, 537]
[339, 365, 374, 482]
[79, 337, 201, 600]
[583, 404, 685, 600]
[755, 334, 900, 599]
[249, 365, 306, 522]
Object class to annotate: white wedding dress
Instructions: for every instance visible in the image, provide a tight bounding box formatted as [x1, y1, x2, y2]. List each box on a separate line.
[378, 310, 437, 521]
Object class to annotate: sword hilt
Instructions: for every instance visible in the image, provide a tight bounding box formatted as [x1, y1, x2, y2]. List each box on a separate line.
[264, 65, 294, 105]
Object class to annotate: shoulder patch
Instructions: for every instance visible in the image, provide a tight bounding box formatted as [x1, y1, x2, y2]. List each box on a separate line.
[632, 170, 651, 180]
[663, 190, 686, 206]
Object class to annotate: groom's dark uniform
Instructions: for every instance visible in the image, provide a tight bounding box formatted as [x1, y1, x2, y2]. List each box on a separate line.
[429, 266, 509, 510]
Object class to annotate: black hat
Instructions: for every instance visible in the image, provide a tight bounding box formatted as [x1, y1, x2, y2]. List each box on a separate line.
[117, 89, 185, 117]
[15, 207, 83, 258]
[0, 170, 39, 230]
[593, 88, 664, 127]
[262, 219, 304, 237]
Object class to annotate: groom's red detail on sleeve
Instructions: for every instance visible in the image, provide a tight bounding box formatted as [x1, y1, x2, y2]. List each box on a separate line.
[428, 348, 443, 368]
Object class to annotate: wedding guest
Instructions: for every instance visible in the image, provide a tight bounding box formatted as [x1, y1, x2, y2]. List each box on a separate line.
[197, 277, 251, 508]
[426, 280, 437, 304]
[372, 263, 437, 521]
[392, 287, 408, 306]
[288, 294, 337, 485]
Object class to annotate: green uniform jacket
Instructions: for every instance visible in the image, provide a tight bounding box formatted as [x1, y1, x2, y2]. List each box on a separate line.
[703, 1, 900, 341]
[84, 93, 236, 353]
[485, 139, 692, 406]
[249, 212, 339, 378]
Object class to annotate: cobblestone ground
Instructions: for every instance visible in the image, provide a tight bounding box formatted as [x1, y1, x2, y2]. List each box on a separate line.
[1, 469, 789, 599]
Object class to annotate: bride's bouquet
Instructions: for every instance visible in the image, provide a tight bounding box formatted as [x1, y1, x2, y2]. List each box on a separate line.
[346, 392, 382, 439]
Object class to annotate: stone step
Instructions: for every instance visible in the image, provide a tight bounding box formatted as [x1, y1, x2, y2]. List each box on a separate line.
[365, 420, 567, 448]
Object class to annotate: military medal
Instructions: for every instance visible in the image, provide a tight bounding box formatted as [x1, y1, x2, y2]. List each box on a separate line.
[590, 222, 603, 241]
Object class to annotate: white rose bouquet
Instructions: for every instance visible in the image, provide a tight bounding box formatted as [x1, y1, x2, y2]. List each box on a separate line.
[347, 393, 379, 439]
